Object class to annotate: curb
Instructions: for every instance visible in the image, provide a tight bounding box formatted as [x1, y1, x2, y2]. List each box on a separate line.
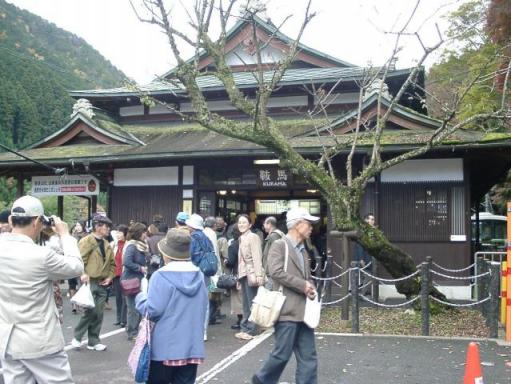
[315, 331, 510, 346]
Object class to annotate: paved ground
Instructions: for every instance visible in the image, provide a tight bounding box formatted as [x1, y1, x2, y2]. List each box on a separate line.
[1, 295, 511, 383]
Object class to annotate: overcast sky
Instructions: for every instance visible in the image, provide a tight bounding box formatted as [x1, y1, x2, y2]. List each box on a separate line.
[6, 0, 466, 85]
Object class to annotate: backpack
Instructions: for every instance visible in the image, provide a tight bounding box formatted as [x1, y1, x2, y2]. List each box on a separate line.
[196, 235, 218, 277]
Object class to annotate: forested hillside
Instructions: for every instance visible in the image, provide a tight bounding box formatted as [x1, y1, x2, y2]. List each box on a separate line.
[0, 0, 127, 148]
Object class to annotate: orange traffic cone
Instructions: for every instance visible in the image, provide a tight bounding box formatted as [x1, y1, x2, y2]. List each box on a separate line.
[463, 342, 484, 384]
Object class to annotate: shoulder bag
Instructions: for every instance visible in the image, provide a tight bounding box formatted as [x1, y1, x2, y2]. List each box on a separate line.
[248, 240, 289, 328]
[216, 273, 238, 289]
[120, 278, 141, 296]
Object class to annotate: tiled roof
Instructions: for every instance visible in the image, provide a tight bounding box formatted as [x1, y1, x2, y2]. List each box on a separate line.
[70, 67, 413, 97]
[0, 122, 508, 167]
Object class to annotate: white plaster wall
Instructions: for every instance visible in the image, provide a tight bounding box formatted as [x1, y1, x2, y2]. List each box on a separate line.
[381, 159, 463, 182]
[114, 166, 179, 186]
[119, 105, 144, 117]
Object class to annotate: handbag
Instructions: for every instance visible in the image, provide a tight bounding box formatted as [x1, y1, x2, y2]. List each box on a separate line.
[121, 278, 141, 296]
[248, 241, 289, 328]
[70, 283, 95, 309]
[217, 273, 237, 289]
[127, 315, 152, 382]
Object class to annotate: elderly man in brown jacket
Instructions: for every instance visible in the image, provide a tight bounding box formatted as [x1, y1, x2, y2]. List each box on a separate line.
[252, 207, 319, 384]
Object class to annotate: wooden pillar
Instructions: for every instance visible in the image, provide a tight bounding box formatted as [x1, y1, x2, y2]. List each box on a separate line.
[16, 174, 24, 198]
[91, 195, 97, 214]
[57, 196, 64, 219]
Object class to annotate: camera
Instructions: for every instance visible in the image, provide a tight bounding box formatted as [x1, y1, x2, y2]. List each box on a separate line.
[41, 216, 55, 226]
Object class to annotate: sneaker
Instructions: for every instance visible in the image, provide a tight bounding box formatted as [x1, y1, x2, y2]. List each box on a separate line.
[235, 332, 253, 341]
[204, 333, 208, 342]
[70, 339, 82, 348]
[87, 343, 107, 351]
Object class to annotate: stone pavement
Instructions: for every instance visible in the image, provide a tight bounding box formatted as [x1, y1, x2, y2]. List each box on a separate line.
[1, 296, 510, 383]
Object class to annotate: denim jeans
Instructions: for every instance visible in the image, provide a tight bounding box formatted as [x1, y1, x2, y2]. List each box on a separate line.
[254, 321, 318, 384]
[239, 276, 258, 335]
[125, 294, 141, 339]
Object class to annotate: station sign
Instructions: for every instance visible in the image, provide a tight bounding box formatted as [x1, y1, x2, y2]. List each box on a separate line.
[31, 175, 99, 196]
[256, 168, 291, 188]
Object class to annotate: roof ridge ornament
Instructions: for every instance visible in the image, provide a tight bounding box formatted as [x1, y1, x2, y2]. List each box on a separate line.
[364, 79, 391, 100]
[71, 98, 95, 119]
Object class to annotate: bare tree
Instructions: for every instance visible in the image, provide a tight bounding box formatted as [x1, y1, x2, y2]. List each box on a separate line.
[130, 0, 511, 298]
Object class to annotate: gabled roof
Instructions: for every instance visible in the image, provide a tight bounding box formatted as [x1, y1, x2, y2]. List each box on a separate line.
[301, 92, 442, 137]
[160, 13, 354, 79]
[27, 111, 145, 149]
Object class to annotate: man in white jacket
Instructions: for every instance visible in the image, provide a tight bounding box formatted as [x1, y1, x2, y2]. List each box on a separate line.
[0, 195, 84, 384]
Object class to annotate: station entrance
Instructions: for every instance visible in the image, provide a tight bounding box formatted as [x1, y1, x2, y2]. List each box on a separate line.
[197, 189, 328, 259]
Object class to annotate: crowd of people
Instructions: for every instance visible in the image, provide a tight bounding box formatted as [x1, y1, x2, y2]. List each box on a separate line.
[0, 194, 325, 384]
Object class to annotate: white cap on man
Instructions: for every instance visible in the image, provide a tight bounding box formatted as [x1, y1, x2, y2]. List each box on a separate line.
[185, 213, 204, 230]
[286, 207, 319, 229]
[11, 195, 44, 218]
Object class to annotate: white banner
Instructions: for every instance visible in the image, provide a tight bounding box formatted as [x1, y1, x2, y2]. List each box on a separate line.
[31, 175, 99, 196]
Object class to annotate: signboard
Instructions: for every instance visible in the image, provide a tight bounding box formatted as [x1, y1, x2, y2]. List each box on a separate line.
[256, 168, 291, 188]
[31, 175, 99, 196]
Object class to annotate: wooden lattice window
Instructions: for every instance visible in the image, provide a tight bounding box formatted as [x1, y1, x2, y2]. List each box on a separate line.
[379, 182, 464, 242]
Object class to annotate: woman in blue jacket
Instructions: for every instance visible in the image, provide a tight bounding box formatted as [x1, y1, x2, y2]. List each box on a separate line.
[136, 228, 207, 384]
[121, 222, 148, 340]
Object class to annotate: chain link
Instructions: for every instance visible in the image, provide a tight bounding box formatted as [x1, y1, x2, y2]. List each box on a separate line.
[359, 294, 420, 308]
[359, 268, 420, 283]
[322, 292, 351, 306]
[312, 268, 351, 281]
[430, 269, 490, 281]
[432, 262, 475, 273]
[429, 295, 491, 307]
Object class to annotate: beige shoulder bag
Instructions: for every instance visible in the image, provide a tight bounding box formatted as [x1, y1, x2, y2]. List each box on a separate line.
[248, 241, 288, 328]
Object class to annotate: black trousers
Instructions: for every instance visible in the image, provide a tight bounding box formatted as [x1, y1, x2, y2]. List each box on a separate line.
[147, 361, 198, 384]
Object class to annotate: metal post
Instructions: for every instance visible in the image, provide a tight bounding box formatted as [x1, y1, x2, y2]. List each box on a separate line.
[420, 261, 430, 336]
[371, 256, 379, 304]
[475, 256, 484, 301]
[350, 261, 359, 333]
[340, 234, 350, 321]
[481, 260, 489, 319]
[489, 263, 500, 338]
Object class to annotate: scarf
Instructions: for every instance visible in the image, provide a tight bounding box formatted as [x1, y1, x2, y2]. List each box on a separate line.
[122, 239, 149, 261]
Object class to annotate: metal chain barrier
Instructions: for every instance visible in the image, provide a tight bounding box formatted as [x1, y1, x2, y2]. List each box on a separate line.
[359, 268, 421, 283]
[322, 292, 351, 306]
[359, 294, 420, 308]
[358, 281, 372, 291]
[429, 295, 491, 307]
[312, 268, 351, 281]
[430, 269, 490, 281]
[431, 262, 475, 273]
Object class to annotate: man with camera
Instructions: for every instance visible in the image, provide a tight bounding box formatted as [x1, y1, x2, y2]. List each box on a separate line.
[0, 195, 84, 383]
[72, 213, 115, 351]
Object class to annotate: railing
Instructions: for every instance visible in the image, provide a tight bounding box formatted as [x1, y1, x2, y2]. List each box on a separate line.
[311, 256, 500, 337]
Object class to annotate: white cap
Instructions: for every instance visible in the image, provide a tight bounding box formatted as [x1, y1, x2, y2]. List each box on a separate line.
[11, 195, 44, 218]
[286, 207, 319, 228]
[185, 213, 204, 230]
